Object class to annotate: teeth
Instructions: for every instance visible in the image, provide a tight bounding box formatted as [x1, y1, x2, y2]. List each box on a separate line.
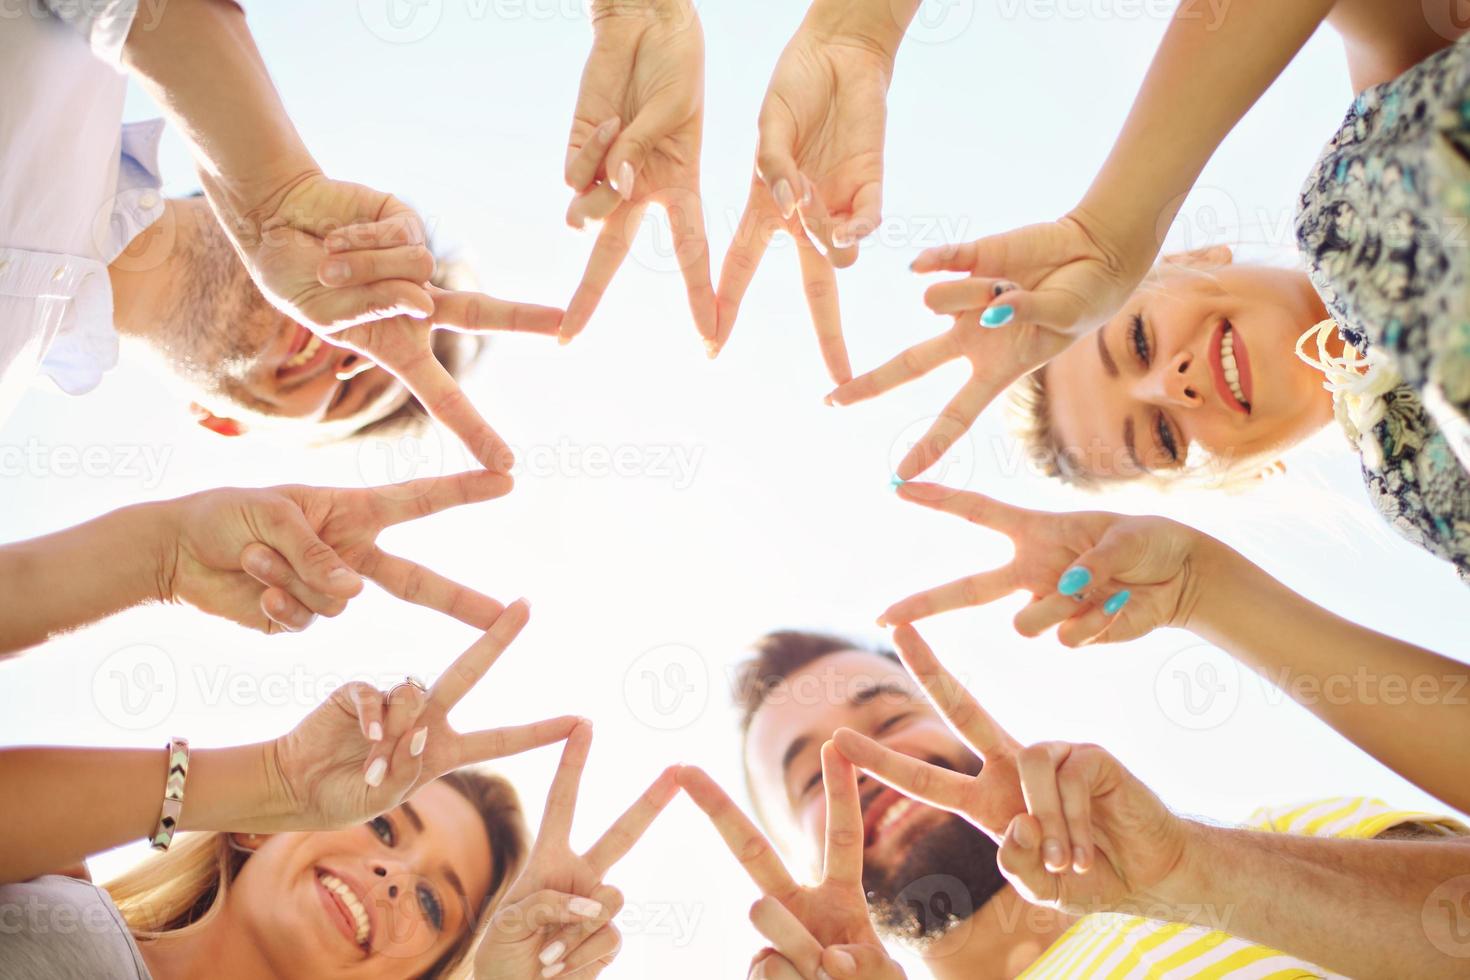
[875, 797, 915, 837]
[284, 334, 323, 369]
[319, 872, 370, 945]
[1218, 327, 1248, 405]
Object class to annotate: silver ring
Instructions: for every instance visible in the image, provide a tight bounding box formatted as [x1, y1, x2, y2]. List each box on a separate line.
[388, 674, 428, 698]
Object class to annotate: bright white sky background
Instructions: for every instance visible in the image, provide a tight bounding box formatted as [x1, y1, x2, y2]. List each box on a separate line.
[2, 1, 1468, 974]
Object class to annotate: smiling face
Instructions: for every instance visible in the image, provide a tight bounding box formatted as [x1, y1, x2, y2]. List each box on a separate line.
[743, 649, 1007, 944]
[1041, 249, 1334, 482]
[228, 780, 493, 978]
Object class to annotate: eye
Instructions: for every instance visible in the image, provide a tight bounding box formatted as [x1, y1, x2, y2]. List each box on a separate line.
[369, 815, 397, 847]
[416, 883, 444, 931]
[1154, 411, 1181, 465]
[326, 378, 353, 415]
[801, 771, 822, 797]
[1128, 313, 1151, 366]
[874, 713, 912, 735]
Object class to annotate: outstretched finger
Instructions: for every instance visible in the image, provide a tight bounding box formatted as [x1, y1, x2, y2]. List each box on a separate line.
[456, 715, 582, 765]
[825, 331, 958, 407]
[376, 343, 514, 472]
[664, 190, 718, 346]
[713, 189, 778, 353]
[749, 897, 822, 977]
[877, 568, 1017, 626]
[358, 548, 504, 629]
[560, 202, 647, 343]
[370, 469, 515, 528]
[832, 728, 973, 814]
[820, 741, 865, 887]
[794, 225, 850, 384]
[428, 288, 564, 336]
[538, 721, 593, 844]
[892, 625, 1016, 760]
[584, 765, 680, 879]
[427, 598, 531, 712]
[894, 380, 990, 481]
[676, 765, 800, 900]
[895, 482, 1033, 537]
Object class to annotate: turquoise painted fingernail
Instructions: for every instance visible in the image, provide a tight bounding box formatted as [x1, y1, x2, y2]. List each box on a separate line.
[1104, 590, 1132, 615]
[889, 475, 906, 490]
[980, 305, 1014, 328]
[1057, 566, 1092, 596]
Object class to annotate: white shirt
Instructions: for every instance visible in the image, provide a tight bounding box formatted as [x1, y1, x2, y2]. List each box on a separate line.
[0, 0, 164, 424]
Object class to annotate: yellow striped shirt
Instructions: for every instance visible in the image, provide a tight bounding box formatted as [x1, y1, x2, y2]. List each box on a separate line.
[1017, 797, 1466, 979]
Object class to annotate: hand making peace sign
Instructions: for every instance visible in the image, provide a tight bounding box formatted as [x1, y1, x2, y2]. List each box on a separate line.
[679, 757, 906, 980]
[477, 724, 680, 979]
[835, 625, 1190, 914]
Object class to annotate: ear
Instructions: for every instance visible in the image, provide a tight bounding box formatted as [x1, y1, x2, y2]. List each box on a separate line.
[1160, 245, 1233, 271]
[190, 403, 246, 437]
[228, 832, 269, 852]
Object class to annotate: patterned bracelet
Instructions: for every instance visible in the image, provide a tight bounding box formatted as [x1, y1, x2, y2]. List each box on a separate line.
[150, 737, 190, 851]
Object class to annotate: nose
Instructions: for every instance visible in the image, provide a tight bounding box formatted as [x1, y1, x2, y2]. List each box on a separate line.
[1132, 349, 1202, 409]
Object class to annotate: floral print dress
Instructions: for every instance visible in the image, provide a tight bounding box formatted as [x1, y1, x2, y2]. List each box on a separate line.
[1296, 34, 1470, 584]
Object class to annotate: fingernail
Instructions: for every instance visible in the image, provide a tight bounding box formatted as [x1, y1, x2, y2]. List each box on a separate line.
[980, 304, 1014, 328]
[243, 550, 272, 577]
[614, 161, 635, 200]
[1057, 566, 1093, 597]
[1073, 845, 1090, 873]
[542, 963, 565, 979]
[798, 180, 813, 207]
[368, 722, 383, 743]
[364, 757, 387, 787]
[817, 970, 835, 980]
[538, 941, 566, 966]
[325, 235, 348, 253]
[773, 179, 795, 218]
[568, 896, 602, 917]
[1043, 838, 1065, 871]
[322, 261, 350, 285]
[409, 727, 428, 757]
[829, 949, 857, 975]
[1103, 590, 1132, 615]
[704, 338, 719, 359]
[889, 475, 906, 490]
[831, 226, 856, 250]
[596, 117, 619, 142]
[329, 567, 361, 589]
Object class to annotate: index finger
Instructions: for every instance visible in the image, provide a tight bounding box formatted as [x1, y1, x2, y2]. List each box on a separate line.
[583, 766, 679, 879]
[560, 201, 647, 343]
[832, 728, 974, 814]
[676, 765, 800, 901]
[794, 227, 851, 385]
[825, 331, 960, 406]
[370, 469, 514, 528]
[895, 483, 1033, 537]
[426, 598, 531, 713]
[538, 721, 592, 844]
[820, 742, 864, 888]
[892, 625, 1015, 760]
[428, 289, 564, 336]
[381, 343, 514, 473]
[894, 379, 990, 481]
[358, 548, 504, 629]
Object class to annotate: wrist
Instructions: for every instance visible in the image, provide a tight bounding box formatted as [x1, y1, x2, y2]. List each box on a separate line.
[180, 742, 286, 833]
[803, 0, 915, 62]
[1174, 532, 1239, 634]
[1148, 818, 1221, 920]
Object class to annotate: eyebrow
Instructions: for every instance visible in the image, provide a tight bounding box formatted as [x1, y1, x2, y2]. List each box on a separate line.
[400, 802, 470, 914]
[778, 682, 916, 782]
[1096, 322, 1119, 378]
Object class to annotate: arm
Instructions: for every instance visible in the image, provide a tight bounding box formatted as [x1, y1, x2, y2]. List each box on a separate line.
[1185, 538, 1470, 815]
[0, 503, 170, 656]
[0, 743, 278, 885]
[1077, 0, 1336, 265]
[1159, 821, 1470, 979]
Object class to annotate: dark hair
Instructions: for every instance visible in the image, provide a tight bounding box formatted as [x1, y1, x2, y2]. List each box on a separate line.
[732, 631, 900, 734]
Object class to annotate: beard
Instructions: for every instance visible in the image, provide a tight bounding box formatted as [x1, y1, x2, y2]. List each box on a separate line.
[861, 758, 1007, 948]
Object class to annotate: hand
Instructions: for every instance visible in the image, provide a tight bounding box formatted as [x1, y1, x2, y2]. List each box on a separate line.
[558, 0, 715, 347]
[713, 20, 897, 383]
[679, 755, 906, 980]
[221, 171, 438, 333]
[834, 625, 1189, 915]
[476, 725, 678, 980]
[325, 284, 564, 471]
[263, 600, 579, 832]
[162, 470, 515, 634]
[877, 483, 1207, 647]
[828, 215, 1147, 479]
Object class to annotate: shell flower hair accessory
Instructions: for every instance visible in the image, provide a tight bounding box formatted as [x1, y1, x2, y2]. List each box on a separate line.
[1296, 318, 1404, 470]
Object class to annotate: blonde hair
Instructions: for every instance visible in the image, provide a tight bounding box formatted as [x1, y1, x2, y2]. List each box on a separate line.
[106, 770, 528, 980]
